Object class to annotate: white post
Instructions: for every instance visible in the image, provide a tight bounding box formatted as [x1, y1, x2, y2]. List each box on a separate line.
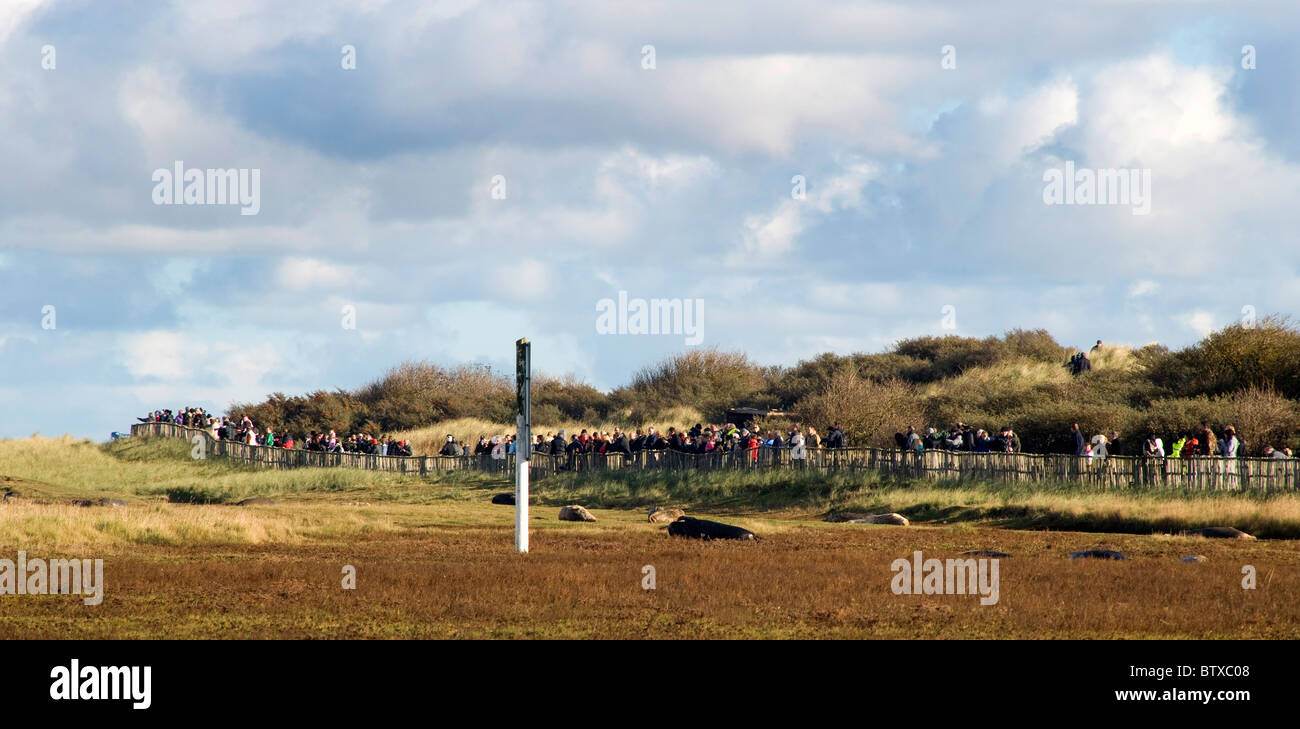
[514, 337, 531, 554]
[515, 444, 529, 553]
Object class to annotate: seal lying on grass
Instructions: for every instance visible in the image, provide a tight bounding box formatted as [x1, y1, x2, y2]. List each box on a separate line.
[235, 497, 276, 506]
[848, 513, 909, 526]
[666, 516, 756, 541]
[1183, 526, 1255, 540]
[1069, 549, 1126, 560]
[648, 507, 685, 523]
[558, 505, 596, 522]
[72, 498, 127, 507]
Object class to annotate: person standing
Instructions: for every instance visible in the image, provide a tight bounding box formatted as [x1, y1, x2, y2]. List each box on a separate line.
[906, 426, 922, 451]
[439, 435, 459, 456]
[1071, 423, 1087, 456]
[609, 428, 631, 456]
[790, 431, 806, 464]
[1143, 433, 1165, 458]
[1219, 427, 1238, 458]
[1199, 422, 1218, 457]
[825, 424, 845, 449]
[1090, 432, 1109, 460]
[1169, 435, 1186, 458]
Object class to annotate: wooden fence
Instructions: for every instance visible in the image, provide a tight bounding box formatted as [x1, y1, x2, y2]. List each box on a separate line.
[129, 422, 1300, 491]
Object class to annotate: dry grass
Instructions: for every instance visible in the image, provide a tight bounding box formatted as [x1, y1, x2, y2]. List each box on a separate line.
[1, 520, 1296, 639]
[919, 347, 1138, 401]
[1088, 343, 1141, 372]
[920, 358, 1067, 400]
[0, 435, 431, 504]
[0, 501, 411, 551]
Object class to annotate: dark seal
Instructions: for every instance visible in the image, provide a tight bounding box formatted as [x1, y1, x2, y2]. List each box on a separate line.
[666, 516, 756, 541]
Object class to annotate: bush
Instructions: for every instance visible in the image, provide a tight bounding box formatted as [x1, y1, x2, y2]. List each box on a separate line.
[1127, 396, 1228, 443]
[1003, 400, 1139, 454]
[1148, 316, 1300, 399]
[893, 335, 1000, 379]
[533, 374, 610, 421]
[1224, 386, 1300, 455]
[1001, 328, 1070, 362]
[795, 373, 925, 448]
[355, 361, 514, 430]
[613, 349, 767, 421]
[229, 389, 367, 437]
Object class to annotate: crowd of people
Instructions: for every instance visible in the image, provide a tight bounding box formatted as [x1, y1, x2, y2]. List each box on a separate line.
[902, 424, 1023, 453]
[1069, 421, 1293, 461]
[508, 423, 848, 462]
[138, 408, 413, 456]
[138, 406, 1294, 462]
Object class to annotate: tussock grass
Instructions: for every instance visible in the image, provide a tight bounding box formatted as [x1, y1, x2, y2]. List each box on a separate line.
[0, 502, 311, 550]
[0, 436, 432, 504]
[920, 357, 1068, 400]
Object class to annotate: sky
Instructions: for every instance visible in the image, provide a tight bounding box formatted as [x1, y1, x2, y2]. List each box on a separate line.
[1, 0, 1298, 440]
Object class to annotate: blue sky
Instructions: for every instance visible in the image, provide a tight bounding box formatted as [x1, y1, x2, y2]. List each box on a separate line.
[1, 1, 1298, 440]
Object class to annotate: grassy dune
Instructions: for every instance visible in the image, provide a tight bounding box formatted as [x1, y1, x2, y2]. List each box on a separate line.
[918, 347, 1138, 400]
[2, 436, 433, 503]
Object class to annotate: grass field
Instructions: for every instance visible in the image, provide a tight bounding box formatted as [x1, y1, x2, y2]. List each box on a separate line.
[1, 435, 1298, 638]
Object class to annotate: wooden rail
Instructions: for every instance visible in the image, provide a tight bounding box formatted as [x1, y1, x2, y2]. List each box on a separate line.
[129, 422, 1300, 491]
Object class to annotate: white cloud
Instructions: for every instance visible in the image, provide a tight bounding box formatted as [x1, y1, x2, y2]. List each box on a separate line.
[1181, 310, 1217, 338]
[277, 258, 357, 291]
[739, 200, 804, 260]
[808, 282, 904, 311]
[659, 54, 921, 157]
[120, 331, 197, 380]
[0, 0, 47, 46]
[977, 78, 1079, 164]
[734, 160, 878, 262]
[488, 258, 551, 300]
[211, 341, 281, 387]
[1128, 280, 1159, 297]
